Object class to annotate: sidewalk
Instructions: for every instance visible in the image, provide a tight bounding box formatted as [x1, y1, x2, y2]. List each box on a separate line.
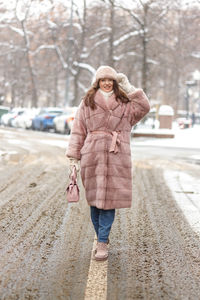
[133, 125, 200, 151]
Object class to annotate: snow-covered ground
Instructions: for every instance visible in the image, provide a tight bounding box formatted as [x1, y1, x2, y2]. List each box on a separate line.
[132, 124, 200, 236]
[164, 170, 200, 235]
[133, 124, 200, 151]
[133, 125, 200, 235]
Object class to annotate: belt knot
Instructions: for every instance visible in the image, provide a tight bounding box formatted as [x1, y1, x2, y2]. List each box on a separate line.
[109, 131, 121, 153]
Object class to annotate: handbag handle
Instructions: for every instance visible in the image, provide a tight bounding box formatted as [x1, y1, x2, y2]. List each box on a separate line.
[70, 165, 77, 182]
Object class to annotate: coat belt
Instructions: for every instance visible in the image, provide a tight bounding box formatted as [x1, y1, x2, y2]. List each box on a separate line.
[89, 130, 121, 154]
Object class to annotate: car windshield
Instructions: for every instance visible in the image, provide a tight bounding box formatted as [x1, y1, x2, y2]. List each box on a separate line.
[39, 109, 62, 114]
[48, 110, 62, 114]
[63, 112, 75, 116]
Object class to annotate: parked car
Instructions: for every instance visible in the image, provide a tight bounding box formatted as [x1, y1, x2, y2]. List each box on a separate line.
[177, 117, 192, 129]
[53, 107, 77, 134]
[12, 108, 41, 129]
[1, 108, 26, 126]
[11, 109, 28, 128]
[0, 106, 9, 124]
[32, 107, 63, 131]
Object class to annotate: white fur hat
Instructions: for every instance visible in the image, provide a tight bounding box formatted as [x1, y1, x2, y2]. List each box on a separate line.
[93, 66, 118, 83]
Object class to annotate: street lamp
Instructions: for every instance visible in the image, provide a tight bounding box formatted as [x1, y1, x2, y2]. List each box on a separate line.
[193, 70, 200, 103]
[185, 80, 196, 119]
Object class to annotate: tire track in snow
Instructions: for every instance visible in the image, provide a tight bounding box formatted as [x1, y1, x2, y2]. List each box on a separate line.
[106, 161, 200, 299]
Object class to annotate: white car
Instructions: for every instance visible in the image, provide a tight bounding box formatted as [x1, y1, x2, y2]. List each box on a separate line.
[1, 108, 25, 126]
[12, 108, 40, 129]
[11, 109, 28, 128]
[53, 107, 77, 134]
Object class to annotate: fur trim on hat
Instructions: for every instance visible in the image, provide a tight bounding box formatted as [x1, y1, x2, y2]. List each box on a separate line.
[93, 66, 117, 84]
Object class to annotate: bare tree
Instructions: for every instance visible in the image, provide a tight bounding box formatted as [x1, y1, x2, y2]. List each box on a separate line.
[15, 0, 38, 107]
[72, 0, 88, 106]
[0, 0, 199, 113]
[115, 0, 172, 94]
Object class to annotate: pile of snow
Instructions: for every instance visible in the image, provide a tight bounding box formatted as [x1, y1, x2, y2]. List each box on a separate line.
[0, 150, 19, 162]
[39, 139, 68, 148]
[158, 105, 174, 116]
[133, 125, 200, 150]
[164, 170, 200, 235]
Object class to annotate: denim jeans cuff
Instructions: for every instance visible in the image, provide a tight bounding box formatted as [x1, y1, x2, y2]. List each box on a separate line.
[98, 238, 108, 243]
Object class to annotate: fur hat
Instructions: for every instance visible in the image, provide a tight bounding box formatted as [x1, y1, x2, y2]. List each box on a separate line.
[94, 66, 118, 83]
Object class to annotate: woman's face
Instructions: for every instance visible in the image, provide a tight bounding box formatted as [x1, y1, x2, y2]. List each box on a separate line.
[99, 78, 114, 93]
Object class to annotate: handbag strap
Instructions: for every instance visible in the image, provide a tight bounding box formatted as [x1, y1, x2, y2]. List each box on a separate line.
[70, 165, 77, 182]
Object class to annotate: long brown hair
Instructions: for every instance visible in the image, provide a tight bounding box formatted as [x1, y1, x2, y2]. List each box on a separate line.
[84, 80, 129, 109]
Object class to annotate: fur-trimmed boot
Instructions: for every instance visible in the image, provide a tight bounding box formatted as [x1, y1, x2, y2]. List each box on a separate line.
[94, 242, 108, 261]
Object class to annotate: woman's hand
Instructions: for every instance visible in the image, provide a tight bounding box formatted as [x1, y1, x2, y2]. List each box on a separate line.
[117, 73, 136, 94]
[68, 157, 80, 175]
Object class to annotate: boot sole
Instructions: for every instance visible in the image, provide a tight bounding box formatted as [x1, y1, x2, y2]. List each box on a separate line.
[94, 255, 108, 261]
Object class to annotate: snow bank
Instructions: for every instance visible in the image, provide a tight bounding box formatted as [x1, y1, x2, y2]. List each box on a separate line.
[39, 140, 68, 148]
[164, 170, 200, 235]
[158, 105, 174, 116]
[133, 126, 200, 150]
[0, 150, 19, 162]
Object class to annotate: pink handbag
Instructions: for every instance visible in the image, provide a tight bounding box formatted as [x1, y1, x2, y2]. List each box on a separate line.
[66, 166, 80, 203]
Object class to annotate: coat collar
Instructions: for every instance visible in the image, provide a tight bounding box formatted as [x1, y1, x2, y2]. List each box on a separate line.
[94, 89, 121, 111]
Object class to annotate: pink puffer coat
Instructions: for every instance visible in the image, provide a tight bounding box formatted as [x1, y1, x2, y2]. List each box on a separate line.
[66, 89, 150, 209]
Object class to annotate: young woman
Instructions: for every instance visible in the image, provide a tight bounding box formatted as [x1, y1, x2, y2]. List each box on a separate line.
[66, 66, 150, 261]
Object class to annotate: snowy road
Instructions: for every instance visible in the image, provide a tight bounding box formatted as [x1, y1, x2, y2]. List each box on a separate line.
[0, 127, 200, 299]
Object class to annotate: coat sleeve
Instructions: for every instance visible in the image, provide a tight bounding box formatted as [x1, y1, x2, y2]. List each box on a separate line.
[128, 89, 150, 126]
[66, 101, 87, 160]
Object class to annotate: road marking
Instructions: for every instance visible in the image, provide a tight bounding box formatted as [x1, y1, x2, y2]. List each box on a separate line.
[84, 238, 108, 300]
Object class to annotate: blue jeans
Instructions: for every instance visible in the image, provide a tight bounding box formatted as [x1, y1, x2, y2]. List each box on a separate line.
[90, 206, 115, 243]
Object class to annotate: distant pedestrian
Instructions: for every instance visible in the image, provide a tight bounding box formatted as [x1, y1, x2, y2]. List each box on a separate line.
[66, 66, 150, 261]
[192, 112, 196, 127]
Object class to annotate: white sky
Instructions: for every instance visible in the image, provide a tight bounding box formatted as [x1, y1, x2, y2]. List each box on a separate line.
[0, 0, 199, 22]
[1, 0, 200, 12]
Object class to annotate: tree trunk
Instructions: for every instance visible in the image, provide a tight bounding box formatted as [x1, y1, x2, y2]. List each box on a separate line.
[53, 72, 58, 107]
[11, 83, 16, 108]
[73, 0, 87, 106]
[141, 4, 148, 94]
[21, 20, 38, 108]
[108, 0, 115, 67]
